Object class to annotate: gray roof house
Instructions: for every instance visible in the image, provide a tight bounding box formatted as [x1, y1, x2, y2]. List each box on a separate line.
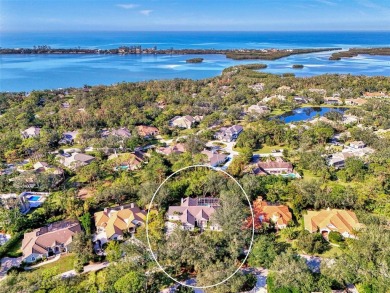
[101, 127, 131, 139]
[167, 197, 221, 231]
[201, 149, 227, 167]
[214, 125, 243, 142]
[349, 141, 366, 149]
[57, 152, 95, 169]
[21, 126, 41, 139]
[328, 152, 354, 169]
[169, 116, 196, 129]
[22, 220, 81, 263]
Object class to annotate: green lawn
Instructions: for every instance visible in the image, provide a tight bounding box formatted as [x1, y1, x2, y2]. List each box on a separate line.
[33, 253, 76, 274]
[269, 108, 290, 116]
[302, 169, 320, 181]
[314, 245, 343, 258]
[253, 144, 291, 154]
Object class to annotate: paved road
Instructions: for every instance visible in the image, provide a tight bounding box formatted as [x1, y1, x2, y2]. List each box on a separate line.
[60, 261, 110, 278]
[0, 256, 22, 281]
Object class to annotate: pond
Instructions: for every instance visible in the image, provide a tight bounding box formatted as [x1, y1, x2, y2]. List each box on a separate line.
[277, 107, 348, 123]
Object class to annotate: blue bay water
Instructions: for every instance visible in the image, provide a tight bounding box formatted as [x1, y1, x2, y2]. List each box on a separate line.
[1, 31, 390, 92]
[278, 107, 348, 123]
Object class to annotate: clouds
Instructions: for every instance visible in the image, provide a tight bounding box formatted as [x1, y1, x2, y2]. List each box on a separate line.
[116, 4, 139, 9]
[116, 3, 152, 16]
[140, 9, 153, 16]
[314, 0, 338, 6]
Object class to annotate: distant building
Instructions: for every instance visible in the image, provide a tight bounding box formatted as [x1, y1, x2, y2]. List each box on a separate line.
[254, 158, 293, 175]
[0, 192, 49, 214]
[33, 161, 63, 175]
[201, 149, 227, 167]
[108, 151, 146, 171]
[57, 152, 95, 169]
[157, 143, 186, 156]
[21, 126, 41, 139]
[293, 96, 308, 104]
[169, 115, 199, 129]
[363, 91, 389, 99]
[167, 197, 221, 231]
[304, 208, 364, 239]
[136, 125, 160, 138]
[345, 98, 367, 106]
[349, 141, 366, 149]
[101, 127, 131, 139]
[22, 220, 82, 263]
[214, 125, 243, 142]
[247, 105, 270, 115]
[248, 83, 264, 92]
[324, 97, 342, 105]
[94, 204, 146, 244]
[327, 152, 354, 168]
[59, 131, 78, 145]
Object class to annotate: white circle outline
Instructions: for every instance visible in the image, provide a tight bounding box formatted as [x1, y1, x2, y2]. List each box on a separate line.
[146, 164, 255, 289]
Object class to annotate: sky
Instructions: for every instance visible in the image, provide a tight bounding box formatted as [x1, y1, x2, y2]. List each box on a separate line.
[1, 0, 390, 32]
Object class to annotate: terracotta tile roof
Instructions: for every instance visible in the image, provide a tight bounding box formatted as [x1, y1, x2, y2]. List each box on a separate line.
[246, 198, 292, 229]
[94, 204, 146, 239]
[304, 209, 363, 236]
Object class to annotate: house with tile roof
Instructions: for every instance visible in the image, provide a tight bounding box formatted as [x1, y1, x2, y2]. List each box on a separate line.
[22, 220, 81, 263]
[248, 197, 292, 230]
[94, 203, 146, 244]
[304, 208, 363, 239]
[167, 197, 221, 231]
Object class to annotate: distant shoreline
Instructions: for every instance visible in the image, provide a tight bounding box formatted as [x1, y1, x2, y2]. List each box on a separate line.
[0, 47, 341, 60]
[3, 47, 390, 60]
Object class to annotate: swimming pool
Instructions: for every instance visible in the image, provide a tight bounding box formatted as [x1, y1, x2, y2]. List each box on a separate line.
[28, 196, 41, 202]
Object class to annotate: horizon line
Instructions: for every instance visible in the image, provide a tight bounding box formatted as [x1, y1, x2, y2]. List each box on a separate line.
[2, 29, 390, 33]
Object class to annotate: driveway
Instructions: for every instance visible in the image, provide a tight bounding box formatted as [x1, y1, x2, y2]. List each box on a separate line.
[0, 256, 22, 280]
[160, 268, 268, 293]
[206, 140, 239, 170]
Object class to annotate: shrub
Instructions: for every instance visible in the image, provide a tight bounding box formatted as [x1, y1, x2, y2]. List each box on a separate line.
[328, 231, 344, 243]
[0, 232, 23, 259]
